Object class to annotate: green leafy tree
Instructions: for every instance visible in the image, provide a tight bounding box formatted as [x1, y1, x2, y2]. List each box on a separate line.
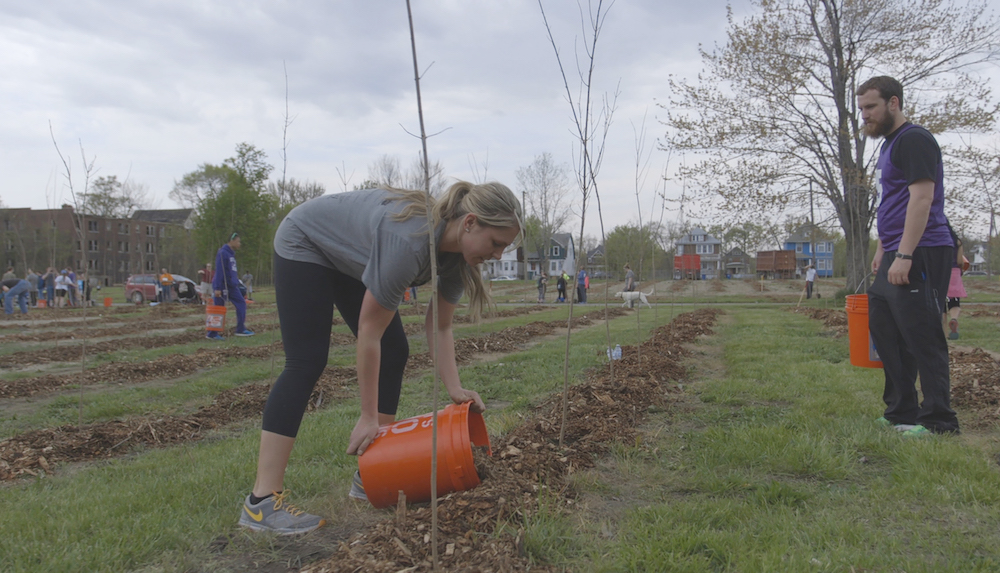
[663, 0, 1000, 289]
[604, 223, 668, 281]
[178, 143, 278, 280]
[80, 176, 149, 219]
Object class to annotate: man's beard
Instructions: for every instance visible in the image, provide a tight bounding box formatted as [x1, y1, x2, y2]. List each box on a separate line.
[864, 110, 897, 138]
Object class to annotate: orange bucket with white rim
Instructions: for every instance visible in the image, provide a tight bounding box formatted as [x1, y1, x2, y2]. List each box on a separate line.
[205, 304, 226, 332]
[358, 402, 491, 508]
[845, 294, 882, 368]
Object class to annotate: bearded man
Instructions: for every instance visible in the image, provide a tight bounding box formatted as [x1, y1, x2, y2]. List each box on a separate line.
[856, 75, 959, 436]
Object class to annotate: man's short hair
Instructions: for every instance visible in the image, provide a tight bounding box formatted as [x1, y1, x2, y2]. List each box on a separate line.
[857, 76, 904, 111]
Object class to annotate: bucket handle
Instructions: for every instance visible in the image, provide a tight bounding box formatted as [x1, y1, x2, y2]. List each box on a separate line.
[854, 272, 873, 294]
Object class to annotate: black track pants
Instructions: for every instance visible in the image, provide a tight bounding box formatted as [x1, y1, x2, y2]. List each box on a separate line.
[868, 246, 959, 433]
[262, 254, 409, 438]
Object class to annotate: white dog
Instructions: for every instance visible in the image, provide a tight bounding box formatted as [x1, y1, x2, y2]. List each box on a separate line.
[615, 289, 653, 309]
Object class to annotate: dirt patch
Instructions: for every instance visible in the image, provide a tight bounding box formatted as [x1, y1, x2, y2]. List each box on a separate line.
[301, 308, 721, 573]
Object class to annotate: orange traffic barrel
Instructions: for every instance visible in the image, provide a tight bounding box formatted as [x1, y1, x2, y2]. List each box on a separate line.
[358, 402, 491, 508]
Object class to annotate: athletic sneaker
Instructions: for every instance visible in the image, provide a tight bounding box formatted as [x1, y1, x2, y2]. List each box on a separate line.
[901, 425, 932, 438]
[238, 491, 326, 535]
[875, 416, 892, 427]
[205, 332, 225, 341]
[348, 470, 368, 502]
[235, 329, 256, 337]
[893, 424, 919, 432]
[948, 319, 959, 340]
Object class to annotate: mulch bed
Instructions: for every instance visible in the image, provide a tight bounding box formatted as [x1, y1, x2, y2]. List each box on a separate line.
[950, 348, 1000, 430]
[0, 307, 634, 480]
[302, 308, 721, 573]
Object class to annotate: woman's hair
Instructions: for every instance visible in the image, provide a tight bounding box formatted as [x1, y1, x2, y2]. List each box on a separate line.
[390, 181, 523, 319]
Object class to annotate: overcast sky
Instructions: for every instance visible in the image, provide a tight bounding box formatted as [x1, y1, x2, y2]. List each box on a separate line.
[0, 1, 763, 240]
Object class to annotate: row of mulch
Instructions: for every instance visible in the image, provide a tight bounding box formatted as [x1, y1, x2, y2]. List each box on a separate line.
[0, 366, 358, 481]
[302, 308, 721, 573]
[0, 307, 633, 481]
[0, 321, 282, 369]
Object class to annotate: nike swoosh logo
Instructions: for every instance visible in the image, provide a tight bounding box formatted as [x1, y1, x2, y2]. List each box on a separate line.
[244, 507, 263, 522]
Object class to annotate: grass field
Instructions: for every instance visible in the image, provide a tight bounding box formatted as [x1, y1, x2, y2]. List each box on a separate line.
[1, 278, 999, 572]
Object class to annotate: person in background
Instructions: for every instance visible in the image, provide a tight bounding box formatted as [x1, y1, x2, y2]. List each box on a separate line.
[2, 267, 15, 281]
[804, 264, 817, 299]
[44, 267, 56, 307]
[945, 224, 967, 340]
[858, 75, 959, 436]
[410, 285, 418, 304]
[212, 233, 253, 339]
[54, 270, 70, 308]
[67, 269, 77, 307]
[242, 270, 254, 301]
[200, 262, 214, 304]
[624, 264, 636, 292]
[2, 277, 30, 315]
[26, 269, 39, 307]
[537, 271, 547, 303]
[577, 266, 588, 304]
[159, 268, 175, 303]
[557, 271, 569, 303]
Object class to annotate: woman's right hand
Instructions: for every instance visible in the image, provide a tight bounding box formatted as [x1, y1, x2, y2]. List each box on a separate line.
[346, 414, 380, 456]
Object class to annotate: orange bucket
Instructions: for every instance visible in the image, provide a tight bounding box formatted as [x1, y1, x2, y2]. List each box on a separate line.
[845, 294, 882, 368]
[103, 297, 112, 308]
[37, 300, 47, 308]
[205, 304, 226, 332]
[358, 402, 491, 508]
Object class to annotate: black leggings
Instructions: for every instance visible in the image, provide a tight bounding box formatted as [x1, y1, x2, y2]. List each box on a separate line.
[262, 254, 409, 438]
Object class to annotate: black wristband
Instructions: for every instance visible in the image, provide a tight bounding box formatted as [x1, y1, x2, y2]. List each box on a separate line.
[895, 252, 913, 260]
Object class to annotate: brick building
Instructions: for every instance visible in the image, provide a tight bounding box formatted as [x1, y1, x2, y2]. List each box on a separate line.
[0, 205, 195, 286]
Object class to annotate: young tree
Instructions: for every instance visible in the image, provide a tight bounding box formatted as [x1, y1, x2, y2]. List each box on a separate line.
[516, 152, 572, 275]
[663, 0, 1000, 290]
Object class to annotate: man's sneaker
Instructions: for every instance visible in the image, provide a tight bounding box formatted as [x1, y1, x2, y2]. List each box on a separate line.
[238, 491, 326, 535]
[235, 329, 256, 337]
[875, 416, 892, 427]
[949, 319, 959, 340]
[348, 470, 368, 502]
[893, 424, 919, 432]
[902, 425, 932, 438]
[206, 332, 225, 341]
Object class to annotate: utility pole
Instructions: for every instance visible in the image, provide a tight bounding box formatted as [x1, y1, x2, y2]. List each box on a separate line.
[809, 180, 816, 270]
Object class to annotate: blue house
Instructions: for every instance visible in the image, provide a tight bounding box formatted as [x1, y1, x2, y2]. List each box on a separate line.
[783, 225, 834, 277]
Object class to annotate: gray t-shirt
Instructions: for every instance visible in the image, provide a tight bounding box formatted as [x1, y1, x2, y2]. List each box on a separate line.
[274, 189, 465, 311]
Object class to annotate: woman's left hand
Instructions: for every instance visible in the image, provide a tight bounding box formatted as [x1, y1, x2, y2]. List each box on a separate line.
[450, 388, 485, 413]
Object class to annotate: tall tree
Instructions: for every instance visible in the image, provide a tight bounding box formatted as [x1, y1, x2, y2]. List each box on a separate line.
[224, 142, 273, 193]
[947, 140, 1000, 275]
[516, 152, 572, 275]
[663, 0, 1000, 289]
[80, 175, 149, 219]
[604, 223, 668, 280]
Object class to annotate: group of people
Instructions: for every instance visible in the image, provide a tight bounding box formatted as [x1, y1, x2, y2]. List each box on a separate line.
[1, 266, 100, 315]
[535, 263, 636, 305]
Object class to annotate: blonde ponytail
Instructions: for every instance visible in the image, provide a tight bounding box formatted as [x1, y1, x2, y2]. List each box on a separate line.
[389, 181, 522, 320]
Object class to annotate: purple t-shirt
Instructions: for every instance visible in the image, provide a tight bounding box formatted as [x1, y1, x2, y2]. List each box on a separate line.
[875, 123, 951, 251]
